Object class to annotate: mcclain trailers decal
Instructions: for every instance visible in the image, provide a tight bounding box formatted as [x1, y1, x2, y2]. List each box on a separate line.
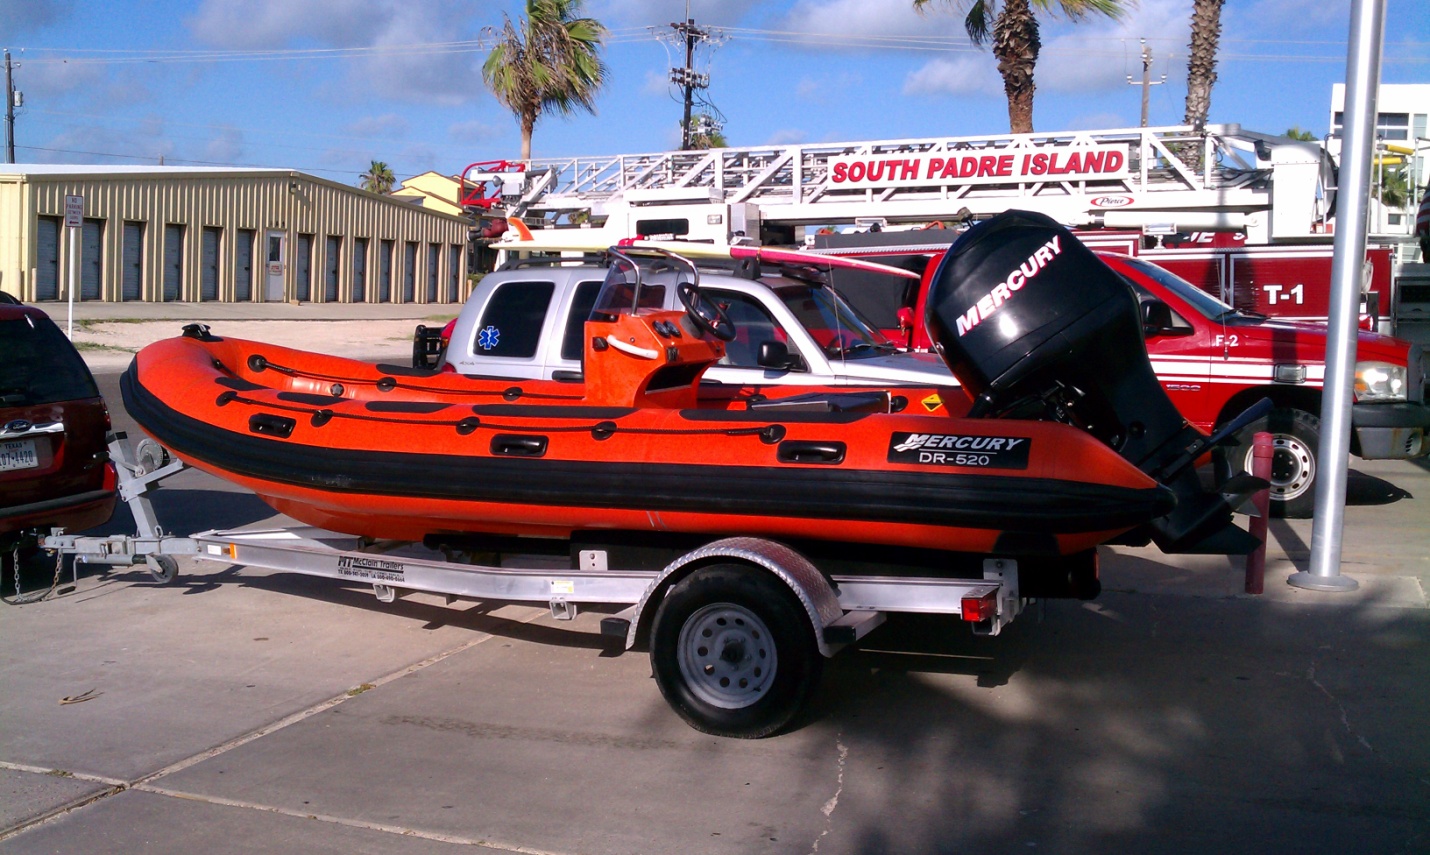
[337, 555, 407, 583]
[888, 432, 1032, 469]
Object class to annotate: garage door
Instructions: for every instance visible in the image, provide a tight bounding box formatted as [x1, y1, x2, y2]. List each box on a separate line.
[122, 222, 144, 301]
[35, 216, 60, 301]
[235, 229, 254, 301]
[325, 236, 340, 301]
[81, 219, 104, 300]
[352, 238, 368, 302]
[163, 225, 183, 301]
[201, 227, 221, 301]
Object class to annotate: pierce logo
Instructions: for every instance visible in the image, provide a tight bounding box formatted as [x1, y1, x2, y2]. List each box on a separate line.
[888, 432, 1031, 469]
[954, 235, 1063, 337]
[1090, 195, 1132, 208]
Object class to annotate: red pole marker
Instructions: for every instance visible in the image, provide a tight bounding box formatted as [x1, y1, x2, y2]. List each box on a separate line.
[1245, 431, 1275, 594]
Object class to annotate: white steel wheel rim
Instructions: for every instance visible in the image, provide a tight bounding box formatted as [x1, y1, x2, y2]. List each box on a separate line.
[1243, 433, 1316, 502]
[677, 603, 777, 710]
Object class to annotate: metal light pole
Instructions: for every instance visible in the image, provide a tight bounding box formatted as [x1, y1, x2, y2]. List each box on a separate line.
[1289, 0, 1387, 592]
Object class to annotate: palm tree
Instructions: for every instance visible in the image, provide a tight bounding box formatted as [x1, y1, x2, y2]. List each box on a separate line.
[1284, 127, 1317, 142]
[913, 0, 1129, 134]
[1182, 0, 1224, 135]
[483, 0, 607, 161]
[359, 161, 395, 194]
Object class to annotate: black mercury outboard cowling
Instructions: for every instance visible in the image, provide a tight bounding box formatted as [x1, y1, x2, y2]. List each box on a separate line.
[925, 210, 1260, 555]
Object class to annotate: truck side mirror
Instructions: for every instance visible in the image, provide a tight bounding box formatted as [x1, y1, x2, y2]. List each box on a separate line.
[1142, 299, 1175, 338]
[757, 340, 803, 371]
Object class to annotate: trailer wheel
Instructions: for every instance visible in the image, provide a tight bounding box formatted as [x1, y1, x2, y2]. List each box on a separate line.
[1217, 407, 1320, 519]
[145, 555, 179, 584]
[650, 564, 821, 738]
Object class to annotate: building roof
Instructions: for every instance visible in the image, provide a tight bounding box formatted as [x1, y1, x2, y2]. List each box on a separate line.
[0, 164, 289, 177]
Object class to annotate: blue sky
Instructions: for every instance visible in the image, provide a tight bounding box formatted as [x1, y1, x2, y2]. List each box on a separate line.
[2, 0, 1426, 186]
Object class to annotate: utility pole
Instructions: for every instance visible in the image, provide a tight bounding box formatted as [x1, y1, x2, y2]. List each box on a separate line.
[1125, 39, 1166, 128]
[669, 19, 711, 149]
[5, 50, 16, 164]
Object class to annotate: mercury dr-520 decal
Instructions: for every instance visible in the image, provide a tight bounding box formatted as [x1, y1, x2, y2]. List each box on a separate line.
[888, 433, 1032, 469]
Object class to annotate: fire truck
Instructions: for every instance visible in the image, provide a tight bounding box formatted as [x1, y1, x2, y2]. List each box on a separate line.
[459, 122, 1416, 337]
[458, 124, 1429, 518]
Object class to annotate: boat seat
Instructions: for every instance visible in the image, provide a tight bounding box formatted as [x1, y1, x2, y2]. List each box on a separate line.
[746, 391, 890, 414]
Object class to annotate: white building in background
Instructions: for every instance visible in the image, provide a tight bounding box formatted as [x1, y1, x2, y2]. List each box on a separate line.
[1329, 83, 1430, 238]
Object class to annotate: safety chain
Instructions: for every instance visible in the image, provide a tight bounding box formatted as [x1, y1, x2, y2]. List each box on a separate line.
[2, 545, 66, 605]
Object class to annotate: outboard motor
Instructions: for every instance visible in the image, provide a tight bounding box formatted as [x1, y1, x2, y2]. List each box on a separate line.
[924, 210, 1262, 554]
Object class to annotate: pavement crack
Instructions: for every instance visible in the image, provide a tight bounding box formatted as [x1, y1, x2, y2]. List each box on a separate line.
[1308, 662, 1374, 752]
[0, 616, 545, 846]
[810, 734, 848, 854]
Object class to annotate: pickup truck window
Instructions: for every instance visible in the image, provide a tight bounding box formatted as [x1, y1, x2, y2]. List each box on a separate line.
[706, 289, 790, 368]
[775, 283, 896, 359]
[475, 280, 555, 358]
[1117, 255, 1236, 321]
[559, 280, 606, 361]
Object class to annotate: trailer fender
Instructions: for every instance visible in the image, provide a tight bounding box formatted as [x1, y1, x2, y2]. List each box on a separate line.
[624, 537, 844, 657]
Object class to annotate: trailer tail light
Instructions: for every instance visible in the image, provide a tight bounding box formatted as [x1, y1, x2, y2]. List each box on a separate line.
[961, 590, 998, 623]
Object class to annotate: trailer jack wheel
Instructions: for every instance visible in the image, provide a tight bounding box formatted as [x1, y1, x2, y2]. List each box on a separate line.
[145, 555, 179, 584]
[650, 564, 821, 738]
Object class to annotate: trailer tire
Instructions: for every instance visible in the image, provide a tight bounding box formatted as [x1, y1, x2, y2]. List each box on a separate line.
[1216, 406, 1320, 519]
[650, 564, 821, 738]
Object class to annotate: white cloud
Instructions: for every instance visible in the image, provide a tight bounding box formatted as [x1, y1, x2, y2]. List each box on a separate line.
[347, 114, 410, 138]
[11, 55, 107, 98]
[765, 128, 807, 145]
[902, 56, 1001, 97]
[187, 0, 394, 50]
[35, 123, 174, 165]
[1230, 0, 1349, 37]
[642, 69, 674, 98]
[1037, 0, 1193, 94]
[774, 0, 958, 42]
[447, 119, 503, 145]
[188, 0, 486, 106]
[594, 0, 765, 27]
[203, 126, 245, 163]
[0, 0, 71, 34]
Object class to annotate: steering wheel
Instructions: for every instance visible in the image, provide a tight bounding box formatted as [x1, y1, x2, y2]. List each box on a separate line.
[676, 281, 736, 342]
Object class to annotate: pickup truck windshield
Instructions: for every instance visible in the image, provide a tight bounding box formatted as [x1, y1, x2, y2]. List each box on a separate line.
[1116, 255, 1238, 321]
[773, 283, 897, 359]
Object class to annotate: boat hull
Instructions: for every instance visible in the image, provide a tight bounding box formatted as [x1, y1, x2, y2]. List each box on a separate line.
[122, 334, 1173, 556]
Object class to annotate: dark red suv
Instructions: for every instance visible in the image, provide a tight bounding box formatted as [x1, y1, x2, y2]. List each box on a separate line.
[1, 303, 117, 552]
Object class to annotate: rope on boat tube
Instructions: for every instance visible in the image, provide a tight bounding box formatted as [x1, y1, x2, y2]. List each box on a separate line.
[213, 392, 785, 443]
[243, 354, 580, 402]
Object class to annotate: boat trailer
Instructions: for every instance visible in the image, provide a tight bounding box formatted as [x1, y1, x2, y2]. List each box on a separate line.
[36, 433, 1037, 738]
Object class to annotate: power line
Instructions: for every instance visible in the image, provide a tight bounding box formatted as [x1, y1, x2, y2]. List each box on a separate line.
[14, 143, 360, 178]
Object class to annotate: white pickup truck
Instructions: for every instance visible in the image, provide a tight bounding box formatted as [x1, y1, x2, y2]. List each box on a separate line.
[419, 254, 956, 390]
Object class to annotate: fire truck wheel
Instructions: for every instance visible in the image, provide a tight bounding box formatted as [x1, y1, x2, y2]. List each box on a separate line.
[650, 564, 821, 738]
[1217, 407, 1321, 519]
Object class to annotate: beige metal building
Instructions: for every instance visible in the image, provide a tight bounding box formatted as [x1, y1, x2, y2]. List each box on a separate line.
[0, 165, 471, 304]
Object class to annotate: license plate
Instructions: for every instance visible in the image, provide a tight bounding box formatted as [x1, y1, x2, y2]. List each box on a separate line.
[0, 439, 38, 472]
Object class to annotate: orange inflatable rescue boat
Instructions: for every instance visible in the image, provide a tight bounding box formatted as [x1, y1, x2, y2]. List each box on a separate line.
[121, 213, 1263, 559]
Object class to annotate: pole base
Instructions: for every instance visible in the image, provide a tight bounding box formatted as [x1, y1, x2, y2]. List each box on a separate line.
[1287, 571, 1360, 592]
